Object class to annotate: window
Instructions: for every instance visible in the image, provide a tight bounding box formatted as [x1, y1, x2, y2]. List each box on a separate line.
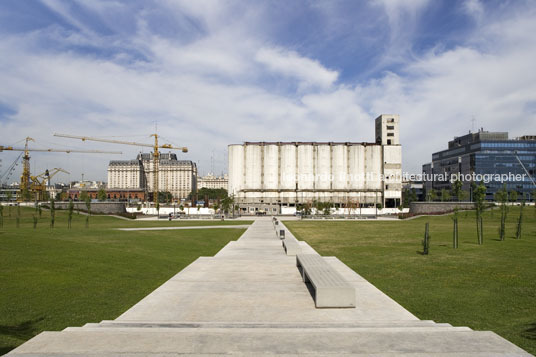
[387, 133, 394, 137]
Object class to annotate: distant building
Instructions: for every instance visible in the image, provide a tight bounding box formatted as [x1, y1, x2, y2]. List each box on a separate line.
[198, 174, 228, 190]
[0, 185, 19, 202]
[68, 188, 146, 202]
[402, 180, 424, 202]
[228, 114, 402, 214]
[71, 181, 106, 190]
[422, 129, 536, 200]
[108, 153, 197, 200]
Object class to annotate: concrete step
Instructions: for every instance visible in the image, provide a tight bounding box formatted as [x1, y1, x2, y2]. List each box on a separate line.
[65, 326, 473, 333]
[7, 329, 530, 356]
[88, 319, 455, 329]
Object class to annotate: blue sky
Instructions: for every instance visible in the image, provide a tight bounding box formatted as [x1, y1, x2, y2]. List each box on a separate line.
[0, 0, 535, 182]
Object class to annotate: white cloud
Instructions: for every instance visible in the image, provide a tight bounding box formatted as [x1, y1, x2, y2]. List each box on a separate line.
[374, 0, 430, 28]
[41, 0, 96, 35]
[369, 0, 431, 70]
[463, 0, 484, 22]
[255, 47, 339, 89]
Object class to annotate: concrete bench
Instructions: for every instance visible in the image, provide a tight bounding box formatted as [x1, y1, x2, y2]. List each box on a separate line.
[296, 254, 355, 308]
[282, 238, 301, 255]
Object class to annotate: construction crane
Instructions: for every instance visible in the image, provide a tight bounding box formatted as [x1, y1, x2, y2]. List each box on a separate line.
[0, 137, 122, 201]
[513, 151, 536, 188]
[54, 133, 188, 205]
[30, 168, 70, 201]
[0, 152, 23, 184]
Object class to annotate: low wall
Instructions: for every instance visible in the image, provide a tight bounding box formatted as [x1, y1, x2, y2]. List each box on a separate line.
[52, 202, 126, 214]
[409, 202, 475, 214]
[126, 207, 215, 215]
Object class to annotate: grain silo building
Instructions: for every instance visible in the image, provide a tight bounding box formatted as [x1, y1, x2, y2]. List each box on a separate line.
[228, 114, 402, 214]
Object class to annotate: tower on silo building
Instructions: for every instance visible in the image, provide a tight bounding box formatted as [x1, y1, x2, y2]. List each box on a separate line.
[375, 114, 400, 146]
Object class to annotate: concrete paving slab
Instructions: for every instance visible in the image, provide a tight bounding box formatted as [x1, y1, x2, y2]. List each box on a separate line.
[8, 329, 530, 356]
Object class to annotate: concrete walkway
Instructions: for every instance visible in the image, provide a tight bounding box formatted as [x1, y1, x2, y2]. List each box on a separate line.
[7, 218, 531, 356]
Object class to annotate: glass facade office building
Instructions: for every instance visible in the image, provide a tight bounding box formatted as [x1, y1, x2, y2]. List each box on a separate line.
[422, 131, 536, 200]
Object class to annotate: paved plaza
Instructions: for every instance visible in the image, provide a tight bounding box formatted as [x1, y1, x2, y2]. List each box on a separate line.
[7, 218, 531, 356]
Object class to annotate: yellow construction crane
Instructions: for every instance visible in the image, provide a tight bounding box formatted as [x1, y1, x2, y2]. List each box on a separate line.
[53, 133, 188, 205]
[1, 137, 122, 201]
[30, 168, 70, 201]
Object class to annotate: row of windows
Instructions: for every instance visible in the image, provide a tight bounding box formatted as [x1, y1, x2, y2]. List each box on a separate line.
[481, 142, 536, 148]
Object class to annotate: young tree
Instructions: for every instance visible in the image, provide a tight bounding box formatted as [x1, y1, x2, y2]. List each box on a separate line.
[7, 192, 12, 216]
[16, 204, 21, 228]
[516, 199, 525, 239]
[301, 201, 312, 216]
[84, 195, 91, 228]
[509, 190, 518, 203]
[97, 189, 107, 202]
[495, 185, 508, 241]
[452, 208, 459, 248]
[422, 222, 431, 255]
[429, 189, 438, 202]
[440, 189, 450, 202]
[221, 196, 234, 215]
[33, 215, 38, 229]
[50, 197, 55, 229]
[0, 204, 3, 228]
[68, 199, 74, 229]
[452, 178, 463, 202]
[410, 188, 417, 203]
[157, 191, 173, 204]
[212, 202, 220, 215]
[459, 190, 469, 202]
[533, 189, 536, 217]
[403, 188, 410, 207]
[322, 202, 331, 216]
[80, 190, 88, 202]
[473, 182, 486, 245]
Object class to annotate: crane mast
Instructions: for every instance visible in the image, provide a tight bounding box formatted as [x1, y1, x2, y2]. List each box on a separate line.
[20, 137, 34, 197]
[151, 134, 160, 205]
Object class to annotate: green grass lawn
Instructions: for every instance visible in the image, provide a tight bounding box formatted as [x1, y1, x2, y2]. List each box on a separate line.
[285, 206, 536, 355]
[0, 207, 248, 354]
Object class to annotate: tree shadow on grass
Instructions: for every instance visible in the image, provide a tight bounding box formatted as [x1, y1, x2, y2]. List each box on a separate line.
[0, 317, 45, 354]
[523, 322, 536, 340]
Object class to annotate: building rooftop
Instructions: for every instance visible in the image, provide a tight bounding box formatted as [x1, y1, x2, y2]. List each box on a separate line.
[231, 142, 379, 146]
[449, 130, 508, 149]
[109, 152, 194, 166]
